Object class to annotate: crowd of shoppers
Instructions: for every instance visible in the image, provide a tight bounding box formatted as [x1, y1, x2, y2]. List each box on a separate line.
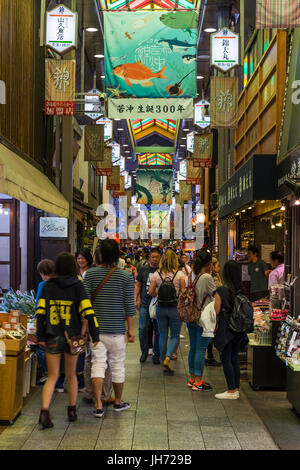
[35, 240, 285, 428]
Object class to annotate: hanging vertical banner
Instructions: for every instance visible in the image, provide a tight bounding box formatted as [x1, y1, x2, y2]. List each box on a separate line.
[179, 180, 191, 203]
[96, 117, 113, 141]
[45, 59, 76, 115]
[104, 11, 197, 99]
[194, 100, 211, 129]
[96, 147, 113, 176]
[125, 189, 132, 208]
[186, 160, 202, 184]
[211, 28, 239, 73]
[113, 176, 125, 198]
[193, 133, 213, 168]
[210, 76, 238, 128]
[186, 132, 195, 153]
[45, 4, 78, 55]
[107, 166, 121, 190]
[136, 170, 173, 205]
[84, 125, 104, 161]
[84, 89, 104, 121]
[256, 0, 300, 28]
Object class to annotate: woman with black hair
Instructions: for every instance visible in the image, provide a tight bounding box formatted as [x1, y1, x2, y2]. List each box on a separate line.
[36, 253, 99, 428]
[76, 248, 93, 280]
[214, 260, 248, 400]
[187, 250, 216, 391]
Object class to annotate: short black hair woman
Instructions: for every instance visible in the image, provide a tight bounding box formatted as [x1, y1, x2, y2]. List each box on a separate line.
[213, 260, 249, 400]
[76, 248, 93, 280]
[36, 252, 99, 429]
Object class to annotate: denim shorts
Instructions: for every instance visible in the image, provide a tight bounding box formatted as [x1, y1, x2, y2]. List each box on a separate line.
[45, 336, 70, 354]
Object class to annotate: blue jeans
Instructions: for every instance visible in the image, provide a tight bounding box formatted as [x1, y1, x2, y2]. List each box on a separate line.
[139, 306, 160, 358]
[156, 306, 182, 362]
[187, 323, 211, 377]
[220, 337, 243, 390]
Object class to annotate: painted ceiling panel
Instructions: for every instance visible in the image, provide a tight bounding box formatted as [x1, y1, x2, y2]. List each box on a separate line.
[138, 153, 173, 165]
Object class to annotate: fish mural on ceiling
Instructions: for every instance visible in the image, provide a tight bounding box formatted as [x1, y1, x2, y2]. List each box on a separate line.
[104, 11, 198, 98]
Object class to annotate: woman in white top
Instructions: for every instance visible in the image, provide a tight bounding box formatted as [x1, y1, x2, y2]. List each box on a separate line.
[149, 249, 186, 374]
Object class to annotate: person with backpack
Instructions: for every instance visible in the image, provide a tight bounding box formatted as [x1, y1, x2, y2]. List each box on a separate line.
[148, 249, 186, 374]
[214, 260, 252, 400]
[178, 251, 216, 391]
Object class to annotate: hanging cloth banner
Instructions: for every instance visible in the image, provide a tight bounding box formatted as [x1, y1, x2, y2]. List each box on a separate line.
[45, 59, 76, 115]
[125, 189, 132, 209]
[193, 133, 213, 168]
[186, 160, 202, 184]
[107, 166, 120, 191]
[108, 98, 193, 119]
[104, 11, 197, 99]
[179, 180, 191, 203]
[256, 0, 300, 28]
[113, 176, 125, 198]
[96, 147, 113, 176]
[210, 76, 238, 128]
[84, 125, 104, 161]
[136, 170, 173, 205]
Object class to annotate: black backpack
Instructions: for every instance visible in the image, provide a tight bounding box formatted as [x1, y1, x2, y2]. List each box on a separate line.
[157, 271, 178, 307]
[228, 292, 254, 334]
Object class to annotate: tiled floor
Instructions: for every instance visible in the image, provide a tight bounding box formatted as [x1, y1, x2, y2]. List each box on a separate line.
[0, 323, 279, 450]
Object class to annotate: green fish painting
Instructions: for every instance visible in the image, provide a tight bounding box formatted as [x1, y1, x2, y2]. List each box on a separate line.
[159, 11, 198, 36]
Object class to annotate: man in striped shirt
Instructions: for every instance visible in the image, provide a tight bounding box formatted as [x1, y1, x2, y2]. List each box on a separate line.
[84, 239, 135, 418]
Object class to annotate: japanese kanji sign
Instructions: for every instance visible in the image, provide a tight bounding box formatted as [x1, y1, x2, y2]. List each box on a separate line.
[104, 11, 197, 99]
[107, 166, 121, 191]
[193, 133, 213, 168]
[85, 89, 104, 121]
[84, 125, 104, 161]
[108, 98, 193, 119]
[96, 147, 113, 176]
[96, 118, 113, 141]
[194, 100, 211, 129]
[210, 76, 238, 128]
[46, 4, 77, 55]
[186, 132, 195, 153]
[211, 28, 239, 73]
[256, 0, 300, 28]
[179, 180, 191, 203]
[136, 170, 173, 205]
[186, 160, 202, 184]
[45, 59, 76, 115]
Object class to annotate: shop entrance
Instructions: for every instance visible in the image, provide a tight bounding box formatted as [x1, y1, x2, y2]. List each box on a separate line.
[0, 197, 20, 292]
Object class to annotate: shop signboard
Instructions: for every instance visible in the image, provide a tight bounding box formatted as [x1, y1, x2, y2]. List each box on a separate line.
[277, 147, 300, 198]
[108, 98, 194, 120]
[186, 160, 202, 185]
[45, 59, 76, 115]
[96, 117, 113, 141]
[45, 4, 77, 55]
[194, 100, 210, 129]
[211, 27, 239, 73]
[40, 217, 68, 238]
[186, 132, 195, 153]
[218, 154, 276, 219]
[193, 133, 213, 168]
[210, 76, 238, 128]
[85, 89, 104, 121]
[84, 125, 104, 161]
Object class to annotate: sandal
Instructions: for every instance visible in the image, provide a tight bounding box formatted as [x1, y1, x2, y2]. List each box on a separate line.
[171, 353, 178, 360]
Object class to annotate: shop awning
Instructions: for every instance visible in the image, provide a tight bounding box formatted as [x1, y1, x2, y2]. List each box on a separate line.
[0, 144, 69, 218]
[218, 154, 277, 219]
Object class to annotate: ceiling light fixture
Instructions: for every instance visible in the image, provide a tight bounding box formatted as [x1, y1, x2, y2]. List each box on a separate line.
[204, 28, 217, 33]
[183, 128, 190, 131]
[280, 205, 286, 211]
[86, 28, 98, 32]
[117, 128, 124, 131]
[260, 200, 265, 203]
[197, 76, 204, 79]
[248, 206, 252, 210]
[295, 199, 300, 206]
[94, 54, 104, 58]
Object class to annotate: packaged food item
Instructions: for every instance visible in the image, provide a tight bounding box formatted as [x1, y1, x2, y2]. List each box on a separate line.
[10, 310, 20, 318]
[2, 322, 11, 330]
[9, 316, 18, 324]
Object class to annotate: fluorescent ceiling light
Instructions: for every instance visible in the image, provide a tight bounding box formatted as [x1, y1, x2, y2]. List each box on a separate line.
[197, 76, 204, 80]
[198, 54, 210, 59]
[183, 128, 189, 131]
[86, 28, 98, 32]
[117, 128, 124, 131]
[204, 28, 217, 33]
[100, 75, 105, 78]
[94, 54, 104, 58]
[182, 137, 187, 140]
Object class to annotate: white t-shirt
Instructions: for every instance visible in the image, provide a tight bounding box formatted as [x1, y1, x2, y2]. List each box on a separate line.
[152, 270, 186, 294]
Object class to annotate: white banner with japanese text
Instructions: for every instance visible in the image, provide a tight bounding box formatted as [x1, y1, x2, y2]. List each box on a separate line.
[108, 98, 193, 119]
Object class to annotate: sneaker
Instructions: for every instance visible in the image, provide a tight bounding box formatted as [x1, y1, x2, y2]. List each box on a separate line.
[192, 381, 212, 391]
[93, 409, 105, 418]
[152, 356, 160, 365]
[113, 402, 131, 412]
[187, 379, 195, 388]
[215, 391, 239, 400]
[55, 388, 65, 393]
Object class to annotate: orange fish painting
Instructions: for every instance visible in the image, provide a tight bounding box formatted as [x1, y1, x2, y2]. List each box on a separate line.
[112, 62, 167, 87]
